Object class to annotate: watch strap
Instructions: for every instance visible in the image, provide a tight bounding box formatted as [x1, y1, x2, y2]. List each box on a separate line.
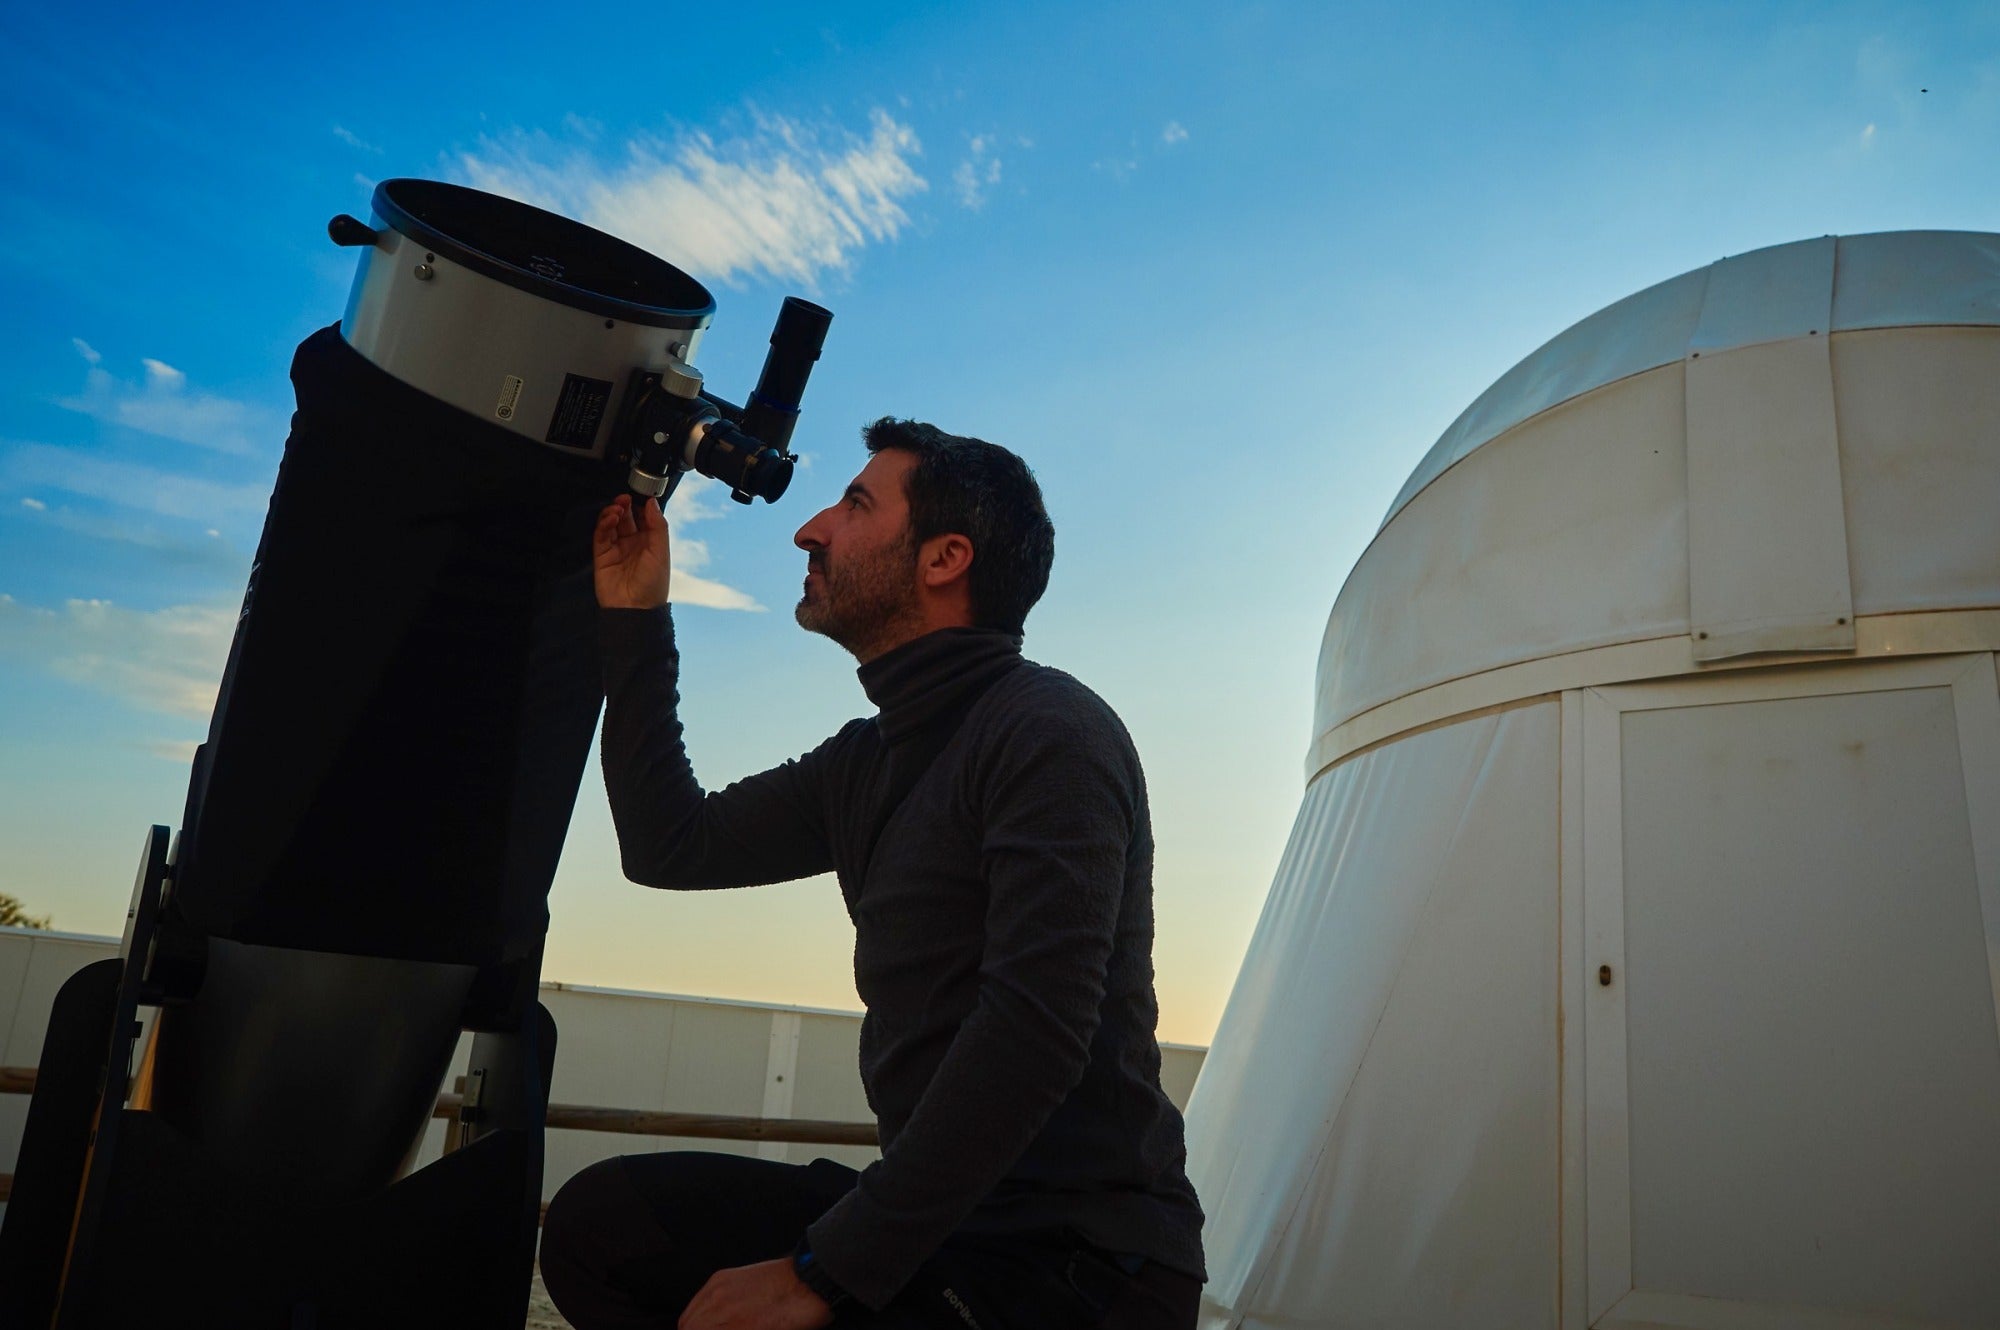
[792, 1238, 851, 1310]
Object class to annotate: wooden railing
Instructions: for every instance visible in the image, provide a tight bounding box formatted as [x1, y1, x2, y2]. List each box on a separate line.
[0, 1064, 878, 1204]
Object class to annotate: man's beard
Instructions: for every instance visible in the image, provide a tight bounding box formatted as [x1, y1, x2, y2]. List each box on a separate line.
[794, 531, 923, 657]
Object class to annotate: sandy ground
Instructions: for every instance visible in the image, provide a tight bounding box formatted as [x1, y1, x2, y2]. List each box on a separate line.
[526, 1267, 576, 1330]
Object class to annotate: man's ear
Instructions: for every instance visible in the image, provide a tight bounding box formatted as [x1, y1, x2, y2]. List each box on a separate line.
[919, 532, 975, 590]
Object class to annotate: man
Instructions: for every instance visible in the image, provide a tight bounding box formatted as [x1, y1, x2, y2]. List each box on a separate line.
[541, 420, 1204, 1330]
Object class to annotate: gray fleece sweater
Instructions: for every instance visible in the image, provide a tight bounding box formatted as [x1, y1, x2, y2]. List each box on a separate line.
[598, 607, 1204, 1309]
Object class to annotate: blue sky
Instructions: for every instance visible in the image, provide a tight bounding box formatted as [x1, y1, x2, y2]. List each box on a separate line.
[1, 2, 1994, 1040]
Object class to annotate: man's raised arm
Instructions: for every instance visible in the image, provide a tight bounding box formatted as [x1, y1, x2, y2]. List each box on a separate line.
[595, 496, 840, 890]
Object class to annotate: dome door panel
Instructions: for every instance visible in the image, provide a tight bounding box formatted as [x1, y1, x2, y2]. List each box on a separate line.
[1573, 655, 2000, 1329]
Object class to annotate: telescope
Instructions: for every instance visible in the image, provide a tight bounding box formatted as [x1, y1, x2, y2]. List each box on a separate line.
[332, 179, 830, 506]
[0, 180, 831, 1327]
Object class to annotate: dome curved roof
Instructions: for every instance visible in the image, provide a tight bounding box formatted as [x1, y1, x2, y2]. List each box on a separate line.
[1313, 230, 2000, 776]
[1386, 231, 2000, 526]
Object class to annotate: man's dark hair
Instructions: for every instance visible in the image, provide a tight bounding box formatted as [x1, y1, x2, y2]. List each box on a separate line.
[863, 417, 1055, 636]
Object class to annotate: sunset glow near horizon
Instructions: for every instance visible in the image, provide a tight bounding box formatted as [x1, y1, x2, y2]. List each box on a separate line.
[2, 2, 1995, 1043]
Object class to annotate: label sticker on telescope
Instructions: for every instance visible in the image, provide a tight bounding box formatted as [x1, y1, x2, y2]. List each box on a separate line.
[546, 373, 614, 449]
[495, 375, 525, 423]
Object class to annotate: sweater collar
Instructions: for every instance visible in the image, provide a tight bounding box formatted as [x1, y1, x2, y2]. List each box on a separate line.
[856, 626, 1025, 746]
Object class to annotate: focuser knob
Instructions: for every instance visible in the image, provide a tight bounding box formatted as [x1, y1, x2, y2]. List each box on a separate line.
[658, 360, 704, 400]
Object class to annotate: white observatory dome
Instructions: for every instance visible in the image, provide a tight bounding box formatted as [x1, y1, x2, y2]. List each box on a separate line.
[1187, 231, 2000, 1330]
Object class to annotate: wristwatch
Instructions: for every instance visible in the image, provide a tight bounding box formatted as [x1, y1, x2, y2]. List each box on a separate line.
[791, 1238, 852, 1310]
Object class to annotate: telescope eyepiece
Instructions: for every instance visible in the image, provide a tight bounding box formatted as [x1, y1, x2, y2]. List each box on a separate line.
[689, 417, 794, 505]
[770, 296, 833, 356]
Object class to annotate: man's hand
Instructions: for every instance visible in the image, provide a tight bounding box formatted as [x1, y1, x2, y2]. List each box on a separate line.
[679, 1257, 833, 1330]
[594, 494, 671, 610]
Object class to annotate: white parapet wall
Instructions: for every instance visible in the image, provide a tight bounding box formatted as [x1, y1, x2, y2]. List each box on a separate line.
[0, 925, 1205, 1202]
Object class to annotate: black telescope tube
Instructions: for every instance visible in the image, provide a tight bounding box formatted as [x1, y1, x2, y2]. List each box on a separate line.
[740, 297, 833, 454]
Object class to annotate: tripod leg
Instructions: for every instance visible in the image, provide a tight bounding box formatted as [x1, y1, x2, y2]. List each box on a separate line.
[446, 1002, 558, 1325]
[460, 1001, 557, 1142]
[0, 958, 123, 1329]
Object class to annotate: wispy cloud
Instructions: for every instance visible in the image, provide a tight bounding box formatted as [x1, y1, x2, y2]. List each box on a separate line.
[665, 478, 762, 611]
[0, 593, 236, 723]
[5, 442, 269, 521]
[1859, 122, 1878, 148]
[953, 134, 1004, 210]
[8, 495, 247, 574]
[59, 342, 282, 456]
[457, 108, 927, 288]
[1096, 120, 1190, 181]
[333, 124, 382, 154]
[1092, 154, 1141, 182]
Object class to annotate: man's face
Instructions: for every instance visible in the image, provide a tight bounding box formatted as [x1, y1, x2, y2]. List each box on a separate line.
[792, 450, 923, 653]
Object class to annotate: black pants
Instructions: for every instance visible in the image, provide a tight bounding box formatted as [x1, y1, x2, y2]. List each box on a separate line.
[539, 1152, 1201, 1330]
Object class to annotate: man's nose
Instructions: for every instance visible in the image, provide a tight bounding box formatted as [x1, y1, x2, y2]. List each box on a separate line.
[794, 509, 831, 551]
